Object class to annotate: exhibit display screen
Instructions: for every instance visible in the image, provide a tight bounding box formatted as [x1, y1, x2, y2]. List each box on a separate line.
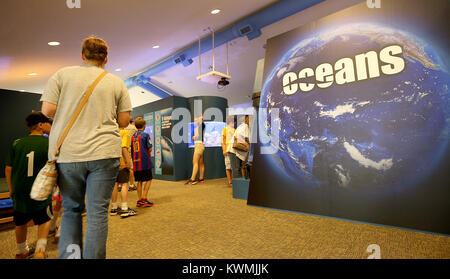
[144, 125, 154, 157]
[248, 0, 450, 234]
[155, 108, 174, 176]
[188, 122, 227, 148]
[144, 112, 155, 157]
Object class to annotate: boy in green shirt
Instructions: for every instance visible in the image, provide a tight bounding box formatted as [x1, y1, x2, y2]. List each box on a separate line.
[5, 111, 52, 259]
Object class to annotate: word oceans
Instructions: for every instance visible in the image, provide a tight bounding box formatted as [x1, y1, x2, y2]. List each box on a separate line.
[282, 44, 405, 95]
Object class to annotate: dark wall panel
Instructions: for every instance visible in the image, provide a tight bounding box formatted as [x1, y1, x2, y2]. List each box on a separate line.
[1, 89, 42, 178]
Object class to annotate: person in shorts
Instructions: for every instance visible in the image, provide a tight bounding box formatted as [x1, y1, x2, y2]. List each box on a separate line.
[221, 115, 236, 185]
[185, 115, 206, 185]
[125, 116, 138, 191]
[5, 111, 53, 259]
[131, 117, 154, 207]
[110, 128, 136, 218]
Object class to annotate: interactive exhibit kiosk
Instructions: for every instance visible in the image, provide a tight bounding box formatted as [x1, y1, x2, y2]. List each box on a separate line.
[131, 95, 229, 182]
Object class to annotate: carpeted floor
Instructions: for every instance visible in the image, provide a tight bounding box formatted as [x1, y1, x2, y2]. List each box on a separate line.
[0, 178, 449, 259]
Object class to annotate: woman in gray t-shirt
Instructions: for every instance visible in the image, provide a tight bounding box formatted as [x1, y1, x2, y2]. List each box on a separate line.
[41, 36, 132, 259]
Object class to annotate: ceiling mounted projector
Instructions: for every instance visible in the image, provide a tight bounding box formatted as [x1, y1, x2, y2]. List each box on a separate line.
[196, 70, 231, 85]
[218, 77, 229, 86]
[196, 27, 231, 88]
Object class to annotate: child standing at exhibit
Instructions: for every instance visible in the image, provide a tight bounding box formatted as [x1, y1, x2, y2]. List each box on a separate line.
[131, 117, 154, 207]
[221, 115, 236, 185]
[5, 111, 53, 259]
[125, 117, 138, 191]
[110, 128, 137, 218]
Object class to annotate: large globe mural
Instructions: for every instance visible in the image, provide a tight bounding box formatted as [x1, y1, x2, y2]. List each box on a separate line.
[259, 23, 450, 190]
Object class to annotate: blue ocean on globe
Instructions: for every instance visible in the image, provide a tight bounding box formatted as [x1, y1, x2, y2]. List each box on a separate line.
[260, 23, 450, 190]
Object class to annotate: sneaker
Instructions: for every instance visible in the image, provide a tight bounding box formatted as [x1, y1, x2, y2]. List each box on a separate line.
[128, 208, 137, 216]
[192, 179, 204, 185]
[185, 179, 195, 185]
[136, 199, 144, 207]
[15, 247, 34, 259]
[120, 208, 137, 218]
[32, 250, 46, 259]
[140, 199, 153, 207]
[110, 207, 119, 216]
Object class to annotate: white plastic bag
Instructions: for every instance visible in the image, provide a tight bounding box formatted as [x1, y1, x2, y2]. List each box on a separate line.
[30, 161, 58, 201]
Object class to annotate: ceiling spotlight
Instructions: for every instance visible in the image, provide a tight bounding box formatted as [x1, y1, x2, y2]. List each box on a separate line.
[28, 73, 38, 76]
[211, 9, 221, 14]
[115, 68, 122, 72]
[48, 41, 60, 46]
[152, 45, 160, 49]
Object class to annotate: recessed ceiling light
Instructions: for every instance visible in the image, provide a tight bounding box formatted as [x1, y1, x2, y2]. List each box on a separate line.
[211, 9, 221, 14]
[115, 68, 122, 72]
[48, 41, 60, 46]
[152, 45, 160, 49]
[28, 73, 38, 76]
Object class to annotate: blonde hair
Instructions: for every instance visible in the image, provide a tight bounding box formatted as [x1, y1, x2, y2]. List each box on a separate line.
[134, 117, 146, 130]
[82, 36, 108, 65]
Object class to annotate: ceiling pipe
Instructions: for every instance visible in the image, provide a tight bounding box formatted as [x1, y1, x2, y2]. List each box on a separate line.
[125, 0, 325, 96]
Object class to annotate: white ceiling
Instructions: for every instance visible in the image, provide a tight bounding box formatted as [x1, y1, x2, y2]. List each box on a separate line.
[0, 0, 362, 107]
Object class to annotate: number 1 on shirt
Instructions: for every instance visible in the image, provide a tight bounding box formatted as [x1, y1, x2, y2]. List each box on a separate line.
[26, 151, 34, 177]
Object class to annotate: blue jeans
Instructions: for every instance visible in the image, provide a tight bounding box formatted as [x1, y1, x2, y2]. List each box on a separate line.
[57, 158, 120, 259]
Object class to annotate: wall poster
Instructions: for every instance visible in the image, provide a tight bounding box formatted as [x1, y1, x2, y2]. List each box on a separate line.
[248, 0, 450, 234]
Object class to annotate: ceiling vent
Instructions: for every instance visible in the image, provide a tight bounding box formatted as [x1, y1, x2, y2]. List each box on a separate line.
[239, 24, 253, 36]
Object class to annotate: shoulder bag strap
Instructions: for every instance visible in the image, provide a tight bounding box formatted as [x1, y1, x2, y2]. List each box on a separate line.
[53, 70, 108, 157]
